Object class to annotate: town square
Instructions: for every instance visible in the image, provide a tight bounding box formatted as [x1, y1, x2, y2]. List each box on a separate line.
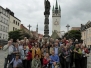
[0, 0, 91, 68]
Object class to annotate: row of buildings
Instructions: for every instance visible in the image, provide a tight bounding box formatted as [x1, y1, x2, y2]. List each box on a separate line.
[81, 21, 91, 47]
[69, 21, 91, 47]
[0, 6, 20, 41]
[0, 6, 43, 45]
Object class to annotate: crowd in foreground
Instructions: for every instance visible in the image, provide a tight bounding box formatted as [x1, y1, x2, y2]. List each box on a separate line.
[3, 37, 90, 68]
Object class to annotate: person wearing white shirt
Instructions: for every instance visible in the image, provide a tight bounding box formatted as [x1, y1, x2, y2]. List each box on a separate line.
[3, 41, 14, 68]
[18, 40, 23, 53]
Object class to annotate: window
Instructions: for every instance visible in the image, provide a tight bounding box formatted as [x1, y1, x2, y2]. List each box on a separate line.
[1, 25, 2, 31]
[6, 27, 7, 32]
[6, 35, 7, 39]
[0, 16, 1, 21]
[16, 21, 17, 25]
[6, 20, 8, 25]
[7, 14, 9, 17]
[3, 10, 5, 14]
[0, 8, 2, 12]
[3, 34, 5, 39]
[15, 28, 17, 30]
[1, 16, 3, 22]
[6, 12, 7, 16]
[0, 25, 1, 31]
[13, 20, 15, 24]
[2, 9, 3, 14]
[18, 23, 19, 26]
[13, 27, 14, 31]
[5, 11, 6, 15]
[84, 32, 85, 36]
[3, 26, 5, 31]
[0, 33, 2, 38]
[4, 18, 6, 23]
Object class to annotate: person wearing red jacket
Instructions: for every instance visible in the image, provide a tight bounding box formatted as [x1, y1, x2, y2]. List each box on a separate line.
[43, 53, 51, 68]
[28, 43, 32, 50]
[26, 50, 32, 68]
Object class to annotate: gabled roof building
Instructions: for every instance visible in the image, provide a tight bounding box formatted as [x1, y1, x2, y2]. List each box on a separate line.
[81, 20, 91, 47]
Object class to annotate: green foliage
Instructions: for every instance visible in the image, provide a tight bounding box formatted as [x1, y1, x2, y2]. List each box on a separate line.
[21, 32, 30, 39]
[8, 30, 22, 42]
[64, 30, 81, 41]
[8, 29, 30, 42]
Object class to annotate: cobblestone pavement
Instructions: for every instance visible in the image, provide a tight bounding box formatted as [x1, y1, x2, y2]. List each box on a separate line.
[0, 50, 91, 68]
[0, 50, 5, 68]
[87, 53, 91, 68]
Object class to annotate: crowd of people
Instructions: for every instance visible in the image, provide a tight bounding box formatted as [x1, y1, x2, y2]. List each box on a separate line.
[3, 37, 90, 68]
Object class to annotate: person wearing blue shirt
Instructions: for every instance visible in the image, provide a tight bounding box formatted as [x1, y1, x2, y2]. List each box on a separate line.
[50, 50, 60, 68]
[54, 43, 59, 55]
[8, 54, 22, 68]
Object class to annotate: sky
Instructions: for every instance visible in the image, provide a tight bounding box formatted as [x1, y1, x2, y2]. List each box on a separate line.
[0, 0, 91, 35]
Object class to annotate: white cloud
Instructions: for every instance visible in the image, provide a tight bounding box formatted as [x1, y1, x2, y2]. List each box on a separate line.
[0, 0, 91, 36]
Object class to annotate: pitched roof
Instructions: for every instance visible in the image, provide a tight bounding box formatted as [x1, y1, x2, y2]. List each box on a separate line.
[71, 27, 81, 30]
[20, 24, 33, 37]
[51, 30, 60, 39]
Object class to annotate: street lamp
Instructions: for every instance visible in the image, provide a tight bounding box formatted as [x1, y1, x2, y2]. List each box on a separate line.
[66, 24, 70, 32]
[27, 24, 32, 36]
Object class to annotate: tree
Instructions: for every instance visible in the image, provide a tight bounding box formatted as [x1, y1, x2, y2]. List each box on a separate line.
[20, 29, 31, 39]
[21, 32, 30, 39]
[63, 30, 81, 42]
[8, 29, 31, 42]
[8, 30, 22, 42]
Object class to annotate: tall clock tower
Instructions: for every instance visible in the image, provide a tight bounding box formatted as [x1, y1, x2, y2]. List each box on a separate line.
[52, 0, 61, 37]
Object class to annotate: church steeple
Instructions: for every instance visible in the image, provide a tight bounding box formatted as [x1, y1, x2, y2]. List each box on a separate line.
[55, 0, 58, 9]
[36, 24, 38, 33]
[59, 5, 61, 11]
[52, 0, 61, 37]
[52, 0, 61, 15]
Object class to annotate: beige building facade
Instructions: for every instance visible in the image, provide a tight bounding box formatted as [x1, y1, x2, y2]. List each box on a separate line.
[81, 21, 91, 47]
[9, 15, 21, 31]
[6, 8, 21, 32]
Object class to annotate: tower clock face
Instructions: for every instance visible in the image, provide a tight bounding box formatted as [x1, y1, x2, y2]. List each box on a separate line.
[54, 21, 59, 25]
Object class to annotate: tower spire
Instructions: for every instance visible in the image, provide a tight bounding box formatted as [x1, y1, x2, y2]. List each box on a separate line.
[36, 24, 38, 33]
[59, 5, 61, 11]
[52, 5, 54, 11]
[55, 0, 58, 9]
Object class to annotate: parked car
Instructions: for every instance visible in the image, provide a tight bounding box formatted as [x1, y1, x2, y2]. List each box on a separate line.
[0, 46, 2, 50]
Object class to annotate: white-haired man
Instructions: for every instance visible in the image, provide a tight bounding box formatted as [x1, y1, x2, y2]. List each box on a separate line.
[3, 41, 14, 68]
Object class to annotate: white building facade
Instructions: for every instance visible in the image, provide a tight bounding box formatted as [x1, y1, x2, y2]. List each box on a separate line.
[0, 6, 9, 41]
[0, 6, 21, 43]
[52, 0, 61, 37]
